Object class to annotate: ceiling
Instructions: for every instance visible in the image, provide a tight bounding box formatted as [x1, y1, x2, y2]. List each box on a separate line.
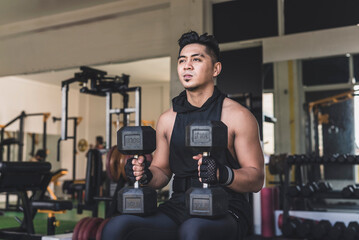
[16, 56, 171, 86]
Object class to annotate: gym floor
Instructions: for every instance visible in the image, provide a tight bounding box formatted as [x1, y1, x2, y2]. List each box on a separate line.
[0, 198, 294, 239]
[0, 198, 102, 236]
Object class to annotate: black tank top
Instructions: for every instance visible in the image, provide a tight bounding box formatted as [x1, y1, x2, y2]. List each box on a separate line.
[159, 87, 252, 226]
[169, 86, 237, 177]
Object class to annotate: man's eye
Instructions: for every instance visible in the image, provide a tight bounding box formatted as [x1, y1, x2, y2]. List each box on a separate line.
[193, 58, 201, 62]
[178, 59, 185, 63]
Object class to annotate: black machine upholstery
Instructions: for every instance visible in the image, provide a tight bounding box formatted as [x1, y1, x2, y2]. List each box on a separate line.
[0, 162, 72, 240]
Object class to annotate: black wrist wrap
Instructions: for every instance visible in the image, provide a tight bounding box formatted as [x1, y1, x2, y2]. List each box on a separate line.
[218, 165, 234, 186]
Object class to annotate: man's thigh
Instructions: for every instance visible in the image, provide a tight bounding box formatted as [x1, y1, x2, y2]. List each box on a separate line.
[179, 214, 241, 240]
[102, 211, 178, 240]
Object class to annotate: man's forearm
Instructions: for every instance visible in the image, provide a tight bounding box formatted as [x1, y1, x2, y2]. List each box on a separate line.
[147, 166, 172, 189]
[228, 167, 264, 193]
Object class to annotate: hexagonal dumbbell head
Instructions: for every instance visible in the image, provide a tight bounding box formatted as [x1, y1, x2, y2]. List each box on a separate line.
[117, 126, 156, 155]
[185, 120, 228, 153]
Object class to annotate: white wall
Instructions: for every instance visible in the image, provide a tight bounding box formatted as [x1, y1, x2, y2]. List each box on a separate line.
[0, 77, 86, 178]
[0, 77, 170, 180]
[0, 77, 80, 134]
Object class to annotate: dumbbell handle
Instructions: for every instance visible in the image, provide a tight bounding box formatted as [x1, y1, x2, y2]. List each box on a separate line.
[134, 154, 140, 189]
[202, 152, 209, 189]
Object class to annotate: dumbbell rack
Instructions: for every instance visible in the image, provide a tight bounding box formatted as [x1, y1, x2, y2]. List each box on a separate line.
[282, 154, 359, 236]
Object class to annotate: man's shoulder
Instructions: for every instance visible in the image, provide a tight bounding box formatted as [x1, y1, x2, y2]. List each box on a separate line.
[222, 97, 256, 123]
[159, 108, 176, 121]
[156, 108, 176, 139]
[223, 97, 249, 114]
[157, 108, 176, 128]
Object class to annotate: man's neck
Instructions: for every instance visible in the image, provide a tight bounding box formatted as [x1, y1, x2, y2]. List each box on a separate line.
[186, 84, 215, 108]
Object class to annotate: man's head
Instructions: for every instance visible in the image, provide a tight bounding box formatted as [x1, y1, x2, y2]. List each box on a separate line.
[177, 31, 222, 91]
[96, 136, 103, 145]
[35, 149, 47, 162]
[178, 31, 220, 64]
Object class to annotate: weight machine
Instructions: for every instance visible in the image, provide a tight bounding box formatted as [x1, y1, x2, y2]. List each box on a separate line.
[59, 66, 142, 217]
[0, 111, 50, 212]
[0, 111, 50, 162]
[60, 66, 141, 152]
[53, 116, 82, 181]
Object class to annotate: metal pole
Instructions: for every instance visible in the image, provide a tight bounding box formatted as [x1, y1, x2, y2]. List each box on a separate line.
[6, 142, 10, 161]
[0, 128, 4, 161]
[73, 118, 77, 181]
[57, 138, 61, 162]
[61, 84, 69, 140]
[18, 111, 25, 162]
[31, 134, 36, 157]
[135, 87, 141, 126]
[43, 118, 47, 162]
[123, 94, 129, 127]
[106, 92, 112, 149]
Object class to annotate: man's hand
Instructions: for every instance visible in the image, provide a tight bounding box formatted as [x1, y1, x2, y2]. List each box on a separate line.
[124, 155, 153, 185]
[193, 154, 234, 186]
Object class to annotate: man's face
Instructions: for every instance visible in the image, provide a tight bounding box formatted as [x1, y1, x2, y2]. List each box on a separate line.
[177, 43, 221, 91]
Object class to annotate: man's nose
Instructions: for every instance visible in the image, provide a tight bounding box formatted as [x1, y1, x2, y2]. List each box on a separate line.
[184, 60, 193, 70]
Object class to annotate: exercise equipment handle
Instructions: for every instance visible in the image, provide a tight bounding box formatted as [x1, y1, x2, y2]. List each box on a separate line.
[202, 152, 209, 189]
[134, 154, 139, 189]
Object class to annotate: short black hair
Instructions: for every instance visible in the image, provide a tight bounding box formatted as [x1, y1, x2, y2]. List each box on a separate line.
[35, 149, 47, 159]
[178, 31, 220, 63]
[96, 136, 103, 145]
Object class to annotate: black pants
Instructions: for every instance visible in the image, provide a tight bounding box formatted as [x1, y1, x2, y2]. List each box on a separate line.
[101, 211, 246, 240]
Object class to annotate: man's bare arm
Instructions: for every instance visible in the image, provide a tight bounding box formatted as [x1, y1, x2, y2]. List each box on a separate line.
[146, 110, 174, 189]
[226, 105, 264, 193]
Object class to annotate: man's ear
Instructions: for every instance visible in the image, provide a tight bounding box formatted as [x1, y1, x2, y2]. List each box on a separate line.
[213, 62, 222, 77]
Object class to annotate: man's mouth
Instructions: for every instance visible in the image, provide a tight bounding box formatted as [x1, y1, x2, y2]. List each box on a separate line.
[183, 74, 193, 81]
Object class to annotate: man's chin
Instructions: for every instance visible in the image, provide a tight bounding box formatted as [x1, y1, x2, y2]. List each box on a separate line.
[184, 86, 198, 91]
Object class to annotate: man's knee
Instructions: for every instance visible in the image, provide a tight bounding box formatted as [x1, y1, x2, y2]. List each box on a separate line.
[179, 218, 207, 240]
[179, 216, 240, 240]
[102, 215, 139, 239]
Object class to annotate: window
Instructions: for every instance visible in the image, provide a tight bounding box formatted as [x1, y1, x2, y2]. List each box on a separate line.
[263, 92, 274, 155]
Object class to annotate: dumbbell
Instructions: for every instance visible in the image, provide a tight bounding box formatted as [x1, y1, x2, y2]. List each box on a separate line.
[282, 217, 301, 237]
[328, 222, 346, 240]
[329, 153, 340, 163]
[185, 120, 229, 218]
[346, 155, 356, 164]
[297, 219, 316, 238]
[317, 181, 333, 193]
[299, 154, 310, 164]
[337, 154, 348, 163]
[287, 185, 302, 198]
[292, 154, 305, 164]
[301, 182, 319, 197]
[312, 220, 332, 240]
[341, 184, 359, 198]
[287, 155, 295, 165]
[117, 126, 157, 216]
[322, 155, 331, 164]
[313, 155, 323, 164]
[343, 221, 359, 240]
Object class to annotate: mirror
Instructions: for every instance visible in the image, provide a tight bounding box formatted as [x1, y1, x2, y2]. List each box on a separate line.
[25, 133, 61, 170]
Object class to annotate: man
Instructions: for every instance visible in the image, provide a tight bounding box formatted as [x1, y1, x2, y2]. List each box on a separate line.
[95, 136, 105, 149]
[29, 149, 47, 162]
[102, 31, 264, 240]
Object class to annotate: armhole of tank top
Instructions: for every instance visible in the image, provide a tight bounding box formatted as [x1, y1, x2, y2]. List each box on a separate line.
[219, 96, 226, 121]
[169, 112, 178, 148]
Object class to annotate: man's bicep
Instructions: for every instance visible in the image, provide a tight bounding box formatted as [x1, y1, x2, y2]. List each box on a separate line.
[234, 113, 264, 170]
[150, 119, 172, 177]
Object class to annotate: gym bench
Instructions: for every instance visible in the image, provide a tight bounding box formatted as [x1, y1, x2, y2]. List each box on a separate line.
[0, 162, 72, 240]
